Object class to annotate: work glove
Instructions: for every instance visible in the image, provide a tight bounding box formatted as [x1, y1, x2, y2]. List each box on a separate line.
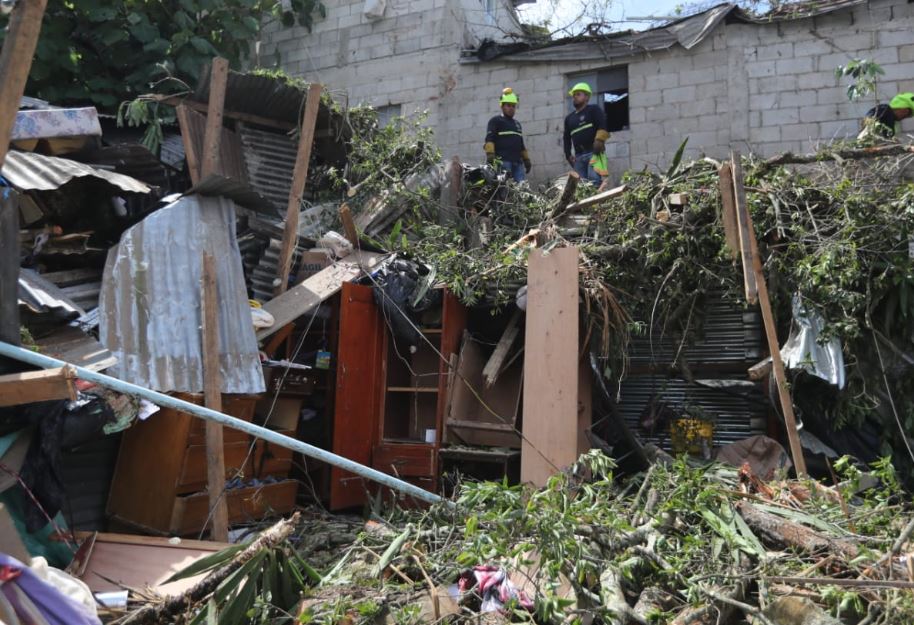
[523, 159, 532, 174]
[566, 154, 575, 167]
[592, 139, 605, 154]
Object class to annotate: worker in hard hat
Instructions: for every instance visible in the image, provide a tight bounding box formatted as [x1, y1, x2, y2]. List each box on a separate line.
[563, 82, 610, 184]
[484, 88, 532, 183]
[860, 92, 914, 139]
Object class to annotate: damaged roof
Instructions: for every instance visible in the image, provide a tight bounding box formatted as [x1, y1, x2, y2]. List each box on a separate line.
[470, 0, 867, 63]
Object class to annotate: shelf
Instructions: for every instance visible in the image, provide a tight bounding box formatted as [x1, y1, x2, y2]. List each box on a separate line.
[387, 386, 439, 393]
[420, 328, 443, 334]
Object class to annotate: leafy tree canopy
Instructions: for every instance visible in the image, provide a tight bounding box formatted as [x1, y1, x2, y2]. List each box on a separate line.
[0, 0, 324, 110]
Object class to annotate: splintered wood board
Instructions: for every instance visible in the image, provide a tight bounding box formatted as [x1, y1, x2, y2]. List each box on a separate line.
[256, 251, 385, 341]
[521, 247, 580, 487]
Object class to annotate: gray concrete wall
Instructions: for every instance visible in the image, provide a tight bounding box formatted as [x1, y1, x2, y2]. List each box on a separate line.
[262, 0, 914, 183]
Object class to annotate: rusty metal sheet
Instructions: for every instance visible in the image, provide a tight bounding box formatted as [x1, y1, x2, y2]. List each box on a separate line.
[99, 195, 265, 394]
[177, 106, 249, 183]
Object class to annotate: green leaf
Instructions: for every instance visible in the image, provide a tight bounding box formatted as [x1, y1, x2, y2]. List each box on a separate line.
[665, 137, 689, 179]
[163, 543, 246, 583]
[190, 36, 219, 56]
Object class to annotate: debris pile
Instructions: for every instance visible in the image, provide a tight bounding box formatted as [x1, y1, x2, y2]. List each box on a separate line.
[132, 450, 914, 624]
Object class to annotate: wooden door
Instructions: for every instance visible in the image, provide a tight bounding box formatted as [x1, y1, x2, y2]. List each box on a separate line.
[329, 283, 383, 510]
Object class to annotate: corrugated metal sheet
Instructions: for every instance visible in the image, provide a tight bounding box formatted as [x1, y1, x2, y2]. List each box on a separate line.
[619, 295, 767, 449]
[2, 150, 152, 194]
[18, 268, 84, 320]
[194, 70, 328, 127]
[238, 125, 297, 214]
[75, 144, 178, 191]
[33, 325, 117, 372]
[99, 195, 265, 394]
[178, 106, 249, 183]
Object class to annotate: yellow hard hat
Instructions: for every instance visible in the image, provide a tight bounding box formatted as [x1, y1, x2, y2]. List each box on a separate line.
[500, 87, 519, 105]
[568, 82, 592, 96]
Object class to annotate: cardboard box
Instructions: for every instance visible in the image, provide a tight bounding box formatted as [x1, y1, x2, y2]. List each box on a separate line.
[297, 250, 332, 280]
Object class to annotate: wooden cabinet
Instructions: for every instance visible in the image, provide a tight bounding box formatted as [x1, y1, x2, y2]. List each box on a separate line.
[107, 394, 297, 535]
[329, 283, 465, 510]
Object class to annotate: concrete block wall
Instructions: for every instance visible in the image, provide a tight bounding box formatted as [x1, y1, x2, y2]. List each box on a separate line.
[262, 0, 914, 183]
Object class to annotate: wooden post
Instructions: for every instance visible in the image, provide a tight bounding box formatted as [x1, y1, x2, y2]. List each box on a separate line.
[730, 152, 758, 304]
[200, 58, 229, 179]
[201, 253, 229, 541]
[717, 163, 740, 261]
[548, 171, 580, 219]
[439, 155, 462, 227]
[339, 203, 359, 248]
[729, 155, 807, 477]
[0, 0, 48, 169]
[0, 191, 20, 348]
[482, 309, 522, 388]
[176, 105, 202, 185]
[521, 247, 580, 487]
[275, 83, 323, 296]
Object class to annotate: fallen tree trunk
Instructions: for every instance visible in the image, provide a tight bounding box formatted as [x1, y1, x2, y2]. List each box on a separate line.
[736, 501, 859, 561]
[118, 513, 300, 625]
[599, 566, 648, 625]
[758, 144, 914, 172]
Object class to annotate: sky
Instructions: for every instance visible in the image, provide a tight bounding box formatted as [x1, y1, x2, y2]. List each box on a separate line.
[515, 0, 701, 34]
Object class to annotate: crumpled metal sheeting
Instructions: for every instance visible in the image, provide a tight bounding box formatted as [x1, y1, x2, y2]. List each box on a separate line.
[99, 195, 265, 394]
[18, 268, 85, 320]
[1, 150, 152, 194]
[239, 125, 297, 216]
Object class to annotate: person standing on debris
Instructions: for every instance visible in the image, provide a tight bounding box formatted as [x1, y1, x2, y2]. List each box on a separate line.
[860, 92, 914, 139]
[564, 82, 610, 184]
[484, 88, 532, 183]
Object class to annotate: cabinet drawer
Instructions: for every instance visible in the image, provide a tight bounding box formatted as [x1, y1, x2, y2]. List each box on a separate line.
[187, 396, 258, 446]
[169, 480, 298, 535]
[252, 431, 295, 479]
[372, 444, 434, 477]
[175, 441, 251, 494]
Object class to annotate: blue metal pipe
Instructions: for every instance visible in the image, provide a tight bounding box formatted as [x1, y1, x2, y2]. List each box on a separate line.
[0, 340, 445, 506]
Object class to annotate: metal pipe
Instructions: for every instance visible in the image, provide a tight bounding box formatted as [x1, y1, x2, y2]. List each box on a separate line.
[0, 340, 445, 506]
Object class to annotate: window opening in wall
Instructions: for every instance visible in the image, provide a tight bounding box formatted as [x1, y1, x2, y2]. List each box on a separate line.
[376, 104, 402, 128]
[567, 66, 629, 132]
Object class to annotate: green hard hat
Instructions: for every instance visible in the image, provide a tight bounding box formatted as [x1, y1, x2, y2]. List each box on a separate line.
[890, 92, 914, 111]
[500, 87, 519, 104]
[568, 82, 592, 96]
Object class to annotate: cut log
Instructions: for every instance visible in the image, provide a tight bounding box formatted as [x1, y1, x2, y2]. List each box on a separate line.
[482, 309, 522, 388]
[564, 184, 626, 212]
[736, 502, 858, 560]
[548, 171, 580, 218]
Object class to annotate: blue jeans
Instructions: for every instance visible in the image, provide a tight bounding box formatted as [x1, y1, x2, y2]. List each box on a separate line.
[573, 152, 602, 184]
[500, 160, 526, 182]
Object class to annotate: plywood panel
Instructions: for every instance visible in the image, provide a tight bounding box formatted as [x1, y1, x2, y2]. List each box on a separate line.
[521, 248, 579, 487]
[330, 283, 383, 510]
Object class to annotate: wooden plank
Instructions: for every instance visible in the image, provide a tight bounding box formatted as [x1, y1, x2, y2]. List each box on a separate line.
[521, 247, 579, 487]
[0, 0, 48, 169]
[730, 157, 807, 477]
[200, 58, 229, 179]
[548, 171, 580, 218]
[201, 253, 229, 542]
[730, 152, 758, 304]
[158, 95, 296, 131]
[0, 366, 77, 406]
[439, 155, 462, 227]
[0, 191, 20, 348]
[482, 309, 522, 388]
[256, 251, 385, 341]
[176, 105, 202, 185]
[275, 83, 323, 296]
[718, 163, 740, 261]
[339, 203, 359, 247]
[330, 283, 383, 510]
[564, 184, 626, 212]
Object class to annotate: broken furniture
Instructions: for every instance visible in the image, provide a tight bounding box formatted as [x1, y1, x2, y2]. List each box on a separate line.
[106, 394, 296, 535]
[329, 283, 465, 510]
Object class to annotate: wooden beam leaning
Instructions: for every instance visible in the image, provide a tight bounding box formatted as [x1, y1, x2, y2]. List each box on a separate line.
[0, 366, 77, 407]
[717, 163, 740, 261]
[275, 83, 323, 296]
[0, 191, 20, 348]
[482, 309, 522, 388]
[201, 253, 229, 542]
[200, 58, 229, 179]
[175, 105, 202, 185]
[730, 152, 758, 304]
[0, 0, 48, 168]
[339, 203, 359, 248]
[729, 154, 807, 477]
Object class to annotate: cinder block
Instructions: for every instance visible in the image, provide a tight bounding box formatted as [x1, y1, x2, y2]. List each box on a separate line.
[819, 120, 855, 139]
[762, 107, 800, 126]
[632, 90, 663, 107]
[756, 75, 798, 92]
[777, 91, 817, 108]
[645, 73, 679, 90]
[691, 50, 729, 69]
[879, 62, 914, 80]
[879, 28, 913, 47]
[752, 41, 794, 61]
[791, 38, 838, 58]
[664, 116, 700, 134]
[791, 72, 835, 89]
[776, 56, 815, 75]
[779, 122, 821, 140]
[750, 126, 781, 143]
[745, 61, 777, 78]
[664, 85, 697, 104]
[900, 44, 914, 63]
[800, 105, 842, 123]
